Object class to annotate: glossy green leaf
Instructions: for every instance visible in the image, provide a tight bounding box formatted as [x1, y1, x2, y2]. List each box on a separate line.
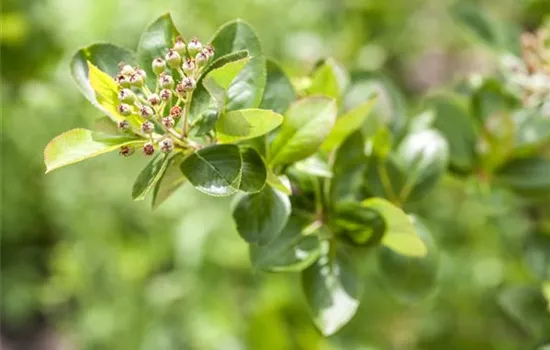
[321, 97, 377, 153]
[495, 157, 550, 198]
[209, 20, 266, 111]
[259, 59, 296, 114]
[269, 97, 337, 166]
[191, 79, 226, 137]
[180, 144, 242, 196]
[44, 128, 143, 173]
[137, 13, 181, 89]
[152, 153, 186, 209]
[71, 43, 136, 111]
[250, 216, 321, 272]
[132, 154, 170, 201]
[232, 186, 291, 245]
[362, 198, 427, 257]
[498, 285, 550, 338]
[302, 242, 361, 336]
[394, 129, 449, 202]
[377, 217, 439, 301]
[331, 131, 367, 203]
[425, 94, 478, 172]
[216, 109, 283, 143]
[239, 147, 267, 193]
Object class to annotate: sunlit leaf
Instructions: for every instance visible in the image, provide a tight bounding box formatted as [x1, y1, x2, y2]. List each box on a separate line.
[216, 109, 283, 143]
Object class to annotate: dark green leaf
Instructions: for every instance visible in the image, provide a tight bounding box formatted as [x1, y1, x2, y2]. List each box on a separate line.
[424, 94, 478, 172]
[250, 216, 320, 272]
[302, 242, 361, 336]
[377, 217, 439, 302]
[331, 131, 367, 203]
[152, 153, 186, 209]
[132, 154, 170, 201]
[180, 144, 242, 196]
[137, 13, 181, 89]
[269, 97, 337, 166]
[209, 20, 266, 111]
[332, 202, 385, 246]
[259, 59, 296, 114]
[239, 147, 267, 193]
[232, 186, 291, 245]
[495, 157, 550, 198]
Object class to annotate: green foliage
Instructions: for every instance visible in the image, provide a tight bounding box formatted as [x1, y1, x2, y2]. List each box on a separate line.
[32, 8, 550, 345]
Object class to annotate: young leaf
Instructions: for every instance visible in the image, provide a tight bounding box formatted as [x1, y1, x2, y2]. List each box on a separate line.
[180, 144, 242, 196]
[232, 186, 291, 246]
[209, 20, 266, 111]
[362, 198, 427, 257]
[239, 147, 267, 193]
[307, 58, 348, 101]
[320, 96, 377, 153]
[269, 97, 337, 166]
[293, 156, 333, 179]
[259, 59, 296, 114]
[87, 62, 127, 124]
[266, 170, 292, 195]
[152, 154, 186, 209]
[302, 242, 361, 336]
[44, 128, 143, 173]
[250, 216, 320, 272]
[137, 13, 181, 89]
[204, 57, 251, 90]
[216, 109, 283, 143]
[377, 217, 439, 302]
[132, 154, 170, 201]
[71, 43, 136, 110]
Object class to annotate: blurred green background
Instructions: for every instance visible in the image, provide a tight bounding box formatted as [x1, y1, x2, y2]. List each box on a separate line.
[2, 0, 550, 349]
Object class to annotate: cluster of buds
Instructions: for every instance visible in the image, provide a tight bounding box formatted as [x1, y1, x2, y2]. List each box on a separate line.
[113, 37, 215, 156]
[501, 23, 550, 108]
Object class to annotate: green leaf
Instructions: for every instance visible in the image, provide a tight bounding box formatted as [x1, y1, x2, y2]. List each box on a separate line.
[302, 242, 361, 336]
[362, 198, 427, 257]
[206, 50, 249, 72]
[216, 109, 283, 143]
[250, 216, 321, 272]
[259, 59, 296, 114]
[71, 43, 136, 111]
[495, 157, 550, 198]
[44, 128, 143, 173]
[321, 96, 377, 153]
[331, 131, 367, 203]
[393, 129, 449, 202]
[132, 154, 170, 201]
[498, 285, 550, 339]
[471, 78, 519, 124]
[86, 61, 129, 124]
[180, 144, 242, 197]
[514, 108, 550, 152]
[332, 202, 385, 246]
[269, 97, 337, 166]
[307, 58, 347, 101]
[377, 217, 439, 302]
[204, 57, 251, 90]
[191, 80, 226, 137]
[137, 13, 181, 89]
[424, 94, 478, 172]
[152, 153, 186, 209]
[525, 232, 550, 281]
[293, 156, 333, 179]
[239, 147, 267, 193]
[209, 20, 266, 111]
[232, 186, 291, 245]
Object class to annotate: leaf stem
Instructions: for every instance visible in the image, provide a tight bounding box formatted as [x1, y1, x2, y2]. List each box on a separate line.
[181, 91, 193, 138]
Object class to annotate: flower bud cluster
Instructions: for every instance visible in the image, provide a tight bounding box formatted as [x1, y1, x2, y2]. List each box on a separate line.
[502, 24, 550, 107]
[112, 37, 215, 156]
